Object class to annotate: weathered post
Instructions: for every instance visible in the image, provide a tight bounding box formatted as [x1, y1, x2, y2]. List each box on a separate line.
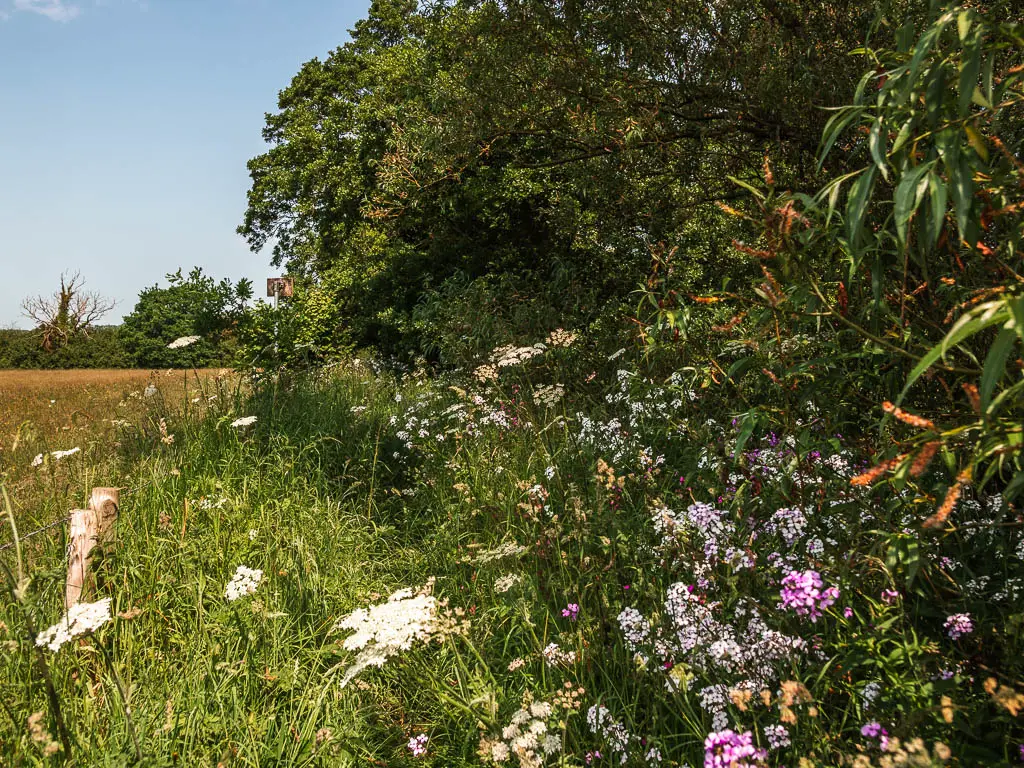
[65, 487, 119, 609]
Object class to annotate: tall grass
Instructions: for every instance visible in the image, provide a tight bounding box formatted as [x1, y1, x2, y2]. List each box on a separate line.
[1, 350, 1020, 765]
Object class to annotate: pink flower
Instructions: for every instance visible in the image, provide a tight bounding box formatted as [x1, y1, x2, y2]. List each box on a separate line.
[779, 569, 839, 622]
[407, 733, 428, 756]
[704, 729, 767, 768]
[562, 603, 580, 620]
[944, 613, 973, 640]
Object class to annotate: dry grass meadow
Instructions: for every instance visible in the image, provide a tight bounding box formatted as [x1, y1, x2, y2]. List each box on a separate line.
[0, 368, 234, 532]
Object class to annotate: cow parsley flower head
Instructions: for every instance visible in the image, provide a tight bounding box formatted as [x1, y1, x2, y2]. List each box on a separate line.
[333, 581, 455, 687]
[545, 328, 577, 348]
[482, 698, 562, 766]
[494, 573, 521, 593]
[36, 598, 112, 652]
[225, 565, 262, 601]
[167, 335, 201, 349]
[231, 416, 257, 428]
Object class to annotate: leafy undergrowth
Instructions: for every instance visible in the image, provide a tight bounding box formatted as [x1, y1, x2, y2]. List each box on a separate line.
[2, 345, 1023, 766]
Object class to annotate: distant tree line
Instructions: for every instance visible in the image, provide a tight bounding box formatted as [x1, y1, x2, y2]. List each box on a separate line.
[1, 268, 252, 370]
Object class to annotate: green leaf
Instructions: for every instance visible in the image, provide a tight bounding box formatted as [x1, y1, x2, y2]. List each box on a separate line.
[957, 10, 972, 42]
[948, 154, 975, 244]
[897, 302, 1008, 404]
[980, 327, 1017, 414]
[1007, 296, 1024, 344]
[894, 162, 933, 245]
[959, 29, 982, 116]
[846, 167, 877, 248]
[891, 116, 916, 155]
[818, 107, 864, 169]
[926, 171, 947, 248]
[733, 414, 758, 457]
[1004, 469, 1024, 503]
[726, 176, 765, 202]
[869, 118, 889, 181]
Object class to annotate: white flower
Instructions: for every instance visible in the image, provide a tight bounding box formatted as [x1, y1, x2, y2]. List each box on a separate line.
[332, 583, 445, 687]
[545, 328, 577, 348]
[231, 416, 257, 428]
[225, 565, 262, 601]
[144, 384, 158, 398]
[33, 447, 81, 467]
[529, 702, 552, 718]
[542, 734, 563, 755]
[491, 742, 510, 762]
[167, 335, 201, 349]
[36, 598, 112, 652]
[494, 574, 521, 593]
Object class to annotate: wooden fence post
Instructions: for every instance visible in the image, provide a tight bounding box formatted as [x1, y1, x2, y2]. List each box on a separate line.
[65, 488, 120, 610]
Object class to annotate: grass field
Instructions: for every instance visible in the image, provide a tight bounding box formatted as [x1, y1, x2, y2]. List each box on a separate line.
[0, 368, 235, 531]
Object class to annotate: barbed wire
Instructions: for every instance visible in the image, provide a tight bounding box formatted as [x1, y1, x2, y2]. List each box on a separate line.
[0, 479, 154, 554]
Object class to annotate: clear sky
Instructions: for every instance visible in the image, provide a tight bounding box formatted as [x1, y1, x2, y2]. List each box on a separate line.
[0, 0, 368, 328]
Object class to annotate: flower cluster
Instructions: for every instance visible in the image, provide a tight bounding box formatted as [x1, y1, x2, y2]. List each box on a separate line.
[586, 705, 636, 764]
[495, 574, 521, 593]
[944, 613, 973, 640]
[545, 328, 577, 347]
[231, 416, 258, 428]
[224, 565, 262, 601]
[31, 447, 82, 467]
[533, 384, 565, 408]
[703, 729, 767, 768]
[475, 363, 500, 383]
[36, 598, 112, 652]
[479, 699, 562, 767]
[491, 343, 546, 368]
[167, 335, 201, 349]
[407, 733, 428, 756]
[541, 642, 576, 667]
[779, 570, 839, 622]
[860, 721, 890, 751]
[332, 581, 462, 687]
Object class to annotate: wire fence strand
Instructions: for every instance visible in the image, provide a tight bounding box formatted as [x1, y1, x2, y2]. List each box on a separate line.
[0, 480, 154, 554]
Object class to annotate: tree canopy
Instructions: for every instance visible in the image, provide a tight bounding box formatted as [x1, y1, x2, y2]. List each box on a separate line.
[119, 268, 253, 368]
[241, 0, 931, 359]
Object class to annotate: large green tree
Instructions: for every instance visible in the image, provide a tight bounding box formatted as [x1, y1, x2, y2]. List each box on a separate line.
[238, 0, 941, 359]
[119, 268, 253, 368]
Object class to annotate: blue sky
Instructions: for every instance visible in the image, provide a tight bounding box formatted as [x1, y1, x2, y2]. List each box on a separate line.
[0, 0, 368, 328]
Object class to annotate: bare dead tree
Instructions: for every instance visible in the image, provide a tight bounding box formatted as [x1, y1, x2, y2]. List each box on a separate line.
[21, 272, 116, 351]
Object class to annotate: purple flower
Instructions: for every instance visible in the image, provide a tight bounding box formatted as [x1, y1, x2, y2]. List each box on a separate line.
[407, 733, 428, 756]
[562, 603, 580, 621]
[704, 729, 767, 768]
[944, 613, 974, 640]
[779, 569, 839, 622]
[881, 589, 900, 605]
[843, 607, 854, 618]
[860, 721, 890, 751]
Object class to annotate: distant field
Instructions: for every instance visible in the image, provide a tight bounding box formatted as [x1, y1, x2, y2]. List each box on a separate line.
[0, 368, 234, 526]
